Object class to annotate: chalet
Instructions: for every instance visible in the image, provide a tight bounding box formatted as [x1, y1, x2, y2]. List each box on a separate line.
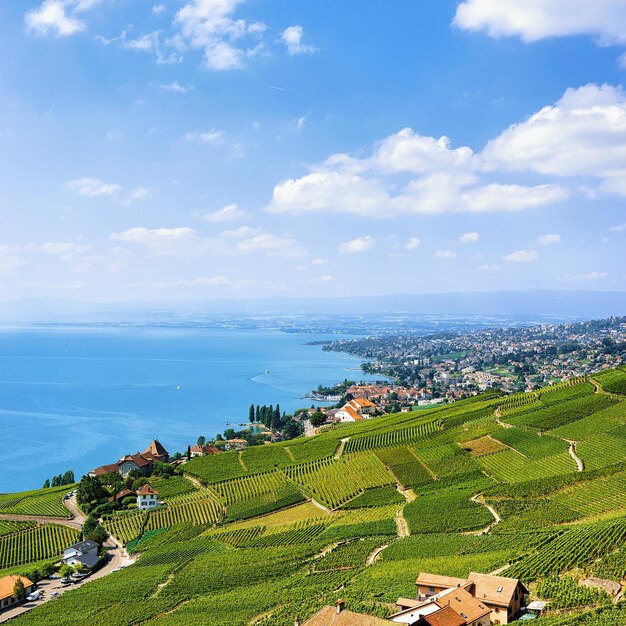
[190, 444, 221, 458]
[224, 438, 247, 451]
[301, 600, 389, 626]
[63, 539, 101, 570]
[391, 585, 490, 626]
[0, 575, 35, 612]
[136, 484, 159, 510]
[90, 440, 169, 478]
[336, 398, 377, 422]
[410, 572, 528, 625]
[466, 572, 528, 625]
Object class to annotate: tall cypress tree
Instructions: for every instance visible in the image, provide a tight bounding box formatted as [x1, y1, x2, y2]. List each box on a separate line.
[249, 404, 255, 423]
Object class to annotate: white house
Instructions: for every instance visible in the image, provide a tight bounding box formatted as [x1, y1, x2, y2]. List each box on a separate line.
[336, 398, 377, 422]
[136, 483, 159, 510]
[63, 540, 101, 570]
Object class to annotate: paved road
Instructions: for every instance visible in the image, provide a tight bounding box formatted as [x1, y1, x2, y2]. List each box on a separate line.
[0, 496, 134, 623]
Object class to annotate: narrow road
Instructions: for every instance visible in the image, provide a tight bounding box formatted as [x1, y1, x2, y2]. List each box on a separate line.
[366, 544, 388, 566]
[0, 533, 134, 624]
[466, 494, 501, 535]
[334, 438, 350, 460]
[567, 441, 584, 472]
[395, 507, 410, 538]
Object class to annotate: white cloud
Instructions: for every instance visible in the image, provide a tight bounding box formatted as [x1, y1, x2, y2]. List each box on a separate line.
[338, 236, 375, 254]
[404, 237, 421, 250]
[173, 0, 266, 70]
[25, 0, 88, 37]
[311, 258, 328, 265]
[478, 264, 501, 271]
[459, 232, 479, 243]
[280, 25, 317, 55]
[110, 227, 198, 255]
[123, 187, 152, 205]
[484, 84, 626, 195]
[573, 271, 609, 280]
[609, 222, 626, 232]
[152, 4, 166, 15]
[309, 275, 335, 284]
[160, 81, 194, 93]
[503, 249, 539, 263]
[67, 177, 122, 197]
[537, 233, 561, 245]
[185, 129, 225, 145]
[0, 256, 25, 274]
[111, 225, 306, 258]
[40, 242, 90, 256]
[435, 250, 457, 260]
[123, 30, 181, 64]
[453, 0, 626, 44]
[267, 126, 568, 218]
[197, 203, 248, 222]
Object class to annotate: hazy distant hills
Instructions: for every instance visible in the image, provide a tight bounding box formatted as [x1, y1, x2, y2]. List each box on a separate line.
[0, 290, 624, 323]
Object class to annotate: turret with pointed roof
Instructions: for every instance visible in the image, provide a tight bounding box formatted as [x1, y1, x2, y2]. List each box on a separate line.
[143, 439, 169, 463]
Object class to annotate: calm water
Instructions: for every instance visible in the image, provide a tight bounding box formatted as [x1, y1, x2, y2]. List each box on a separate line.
[0, 326, 379, 493]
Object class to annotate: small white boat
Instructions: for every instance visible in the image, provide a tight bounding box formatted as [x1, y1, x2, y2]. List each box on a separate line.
[176, 384, 181, 390]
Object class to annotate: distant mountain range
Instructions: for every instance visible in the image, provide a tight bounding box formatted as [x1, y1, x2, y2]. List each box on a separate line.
[0, 290, 624, 322]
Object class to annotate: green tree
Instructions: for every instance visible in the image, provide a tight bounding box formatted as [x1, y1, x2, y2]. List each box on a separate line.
[249, 404, 255, 423]
[197, 435, 206, 446]
[309, 410, 325, 427]
[12, 577, 26, 601]
[59, 564, 73, 579]
[186, 445, 191, 460]
[82, 515, 108, 544]
[76, 475, 107, 506]
[62, 470, 75, 485]
[42, 479, 50, 489]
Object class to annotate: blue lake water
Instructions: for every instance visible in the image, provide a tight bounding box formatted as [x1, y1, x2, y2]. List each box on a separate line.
[0, 326, 381, 493]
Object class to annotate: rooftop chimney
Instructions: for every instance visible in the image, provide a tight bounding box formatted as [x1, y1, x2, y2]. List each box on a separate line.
[336, 599, 345, 614]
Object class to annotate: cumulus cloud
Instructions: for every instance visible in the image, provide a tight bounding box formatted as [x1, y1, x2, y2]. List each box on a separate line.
[609, 222, 626, 232]
[173, 0, 266, 70]
[111, 225, 306, 258]
[503, 249, 538, 263]
[280, 25, 317, 55]
[453, 0, 626, 45]
[267, 126, 567, 218]
[338, 236, 375, 254]
[537, 233, 561, 245]
[435, 250, 457, 260]
[160, 81, 194, 93]
[484, 84, 626, 195]
[573, 271, 609, 280]
[404, 237, 421, 250]
[25, 0, 98, 37]
[66, 177, 122, 197]
[197, 203, 248, 222]
[185, 129, 225, 145]
[459, 232, 479, 243]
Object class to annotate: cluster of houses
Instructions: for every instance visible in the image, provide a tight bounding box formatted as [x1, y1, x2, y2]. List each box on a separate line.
[302, 571, 534, 626]
[89, 440, 169, 478]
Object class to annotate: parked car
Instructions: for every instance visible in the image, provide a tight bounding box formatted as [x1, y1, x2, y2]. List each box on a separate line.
[26, 591, 41, 602]
[50, 592, 60, 598]
[48, 574, 60, 579]
[70, 572, 87, 580]
[60, 578, 72, 586]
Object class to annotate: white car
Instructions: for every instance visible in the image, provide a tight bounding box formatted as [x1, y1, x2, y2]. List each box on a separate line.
[50, 592, 60, 599]
[26, 591, 40, 602]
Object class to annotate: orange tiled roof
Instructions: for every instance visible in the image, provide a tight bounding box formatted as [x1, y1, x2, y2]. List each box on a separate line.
[0, 575, 34, 602]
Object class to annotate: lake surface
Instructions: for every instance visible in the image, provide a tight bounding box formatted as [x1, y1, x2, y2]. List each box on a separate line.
[0, 326, 381, 493]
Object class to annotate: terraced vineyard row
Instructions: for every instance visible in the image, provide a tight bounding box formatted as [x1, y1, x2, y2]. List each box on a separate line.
[0, 523, 79, 569]
[103, 512, 147, 545]
[285, 453, 394, 509]
[344, 419, 440, 453]
[211, 471, 292, 505]
[146, 497, 224, 531]
[506, 518, 626, 581]
[0, 485, 71, 518]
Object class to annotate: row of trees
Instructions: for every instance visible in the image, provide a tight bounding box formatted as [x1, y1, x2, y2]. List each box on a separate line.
[42, 470, 75, 489]
[248, 403, 283, 428]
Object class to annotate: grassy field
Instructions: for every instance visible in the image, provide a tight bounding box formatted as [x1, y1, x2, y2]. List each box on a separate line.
[7, 367, 626, 626]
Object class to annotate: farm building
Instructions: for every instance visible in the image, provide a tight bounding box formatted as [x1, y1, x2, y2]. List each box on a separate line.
[136, 483, 159, 510]
[301, 600, 389, 625]
[89, 440, 169, 478]
[404, 572, 528, 625]
[0, 575, 35, 612]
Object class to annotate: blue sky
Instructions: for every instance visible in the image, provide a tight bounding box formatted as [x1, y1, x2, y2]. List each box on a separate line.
[1, 0, 626, 301]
